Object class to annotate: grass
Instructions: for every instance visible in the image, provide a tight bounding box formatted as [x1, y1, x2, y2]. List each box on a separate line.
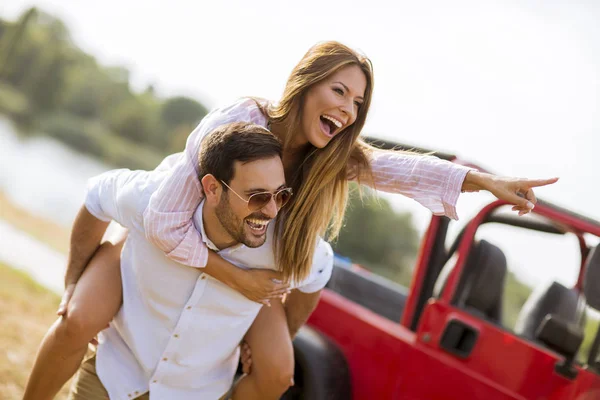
[0, 191, 71, 398]
[0, 262, 70, 399]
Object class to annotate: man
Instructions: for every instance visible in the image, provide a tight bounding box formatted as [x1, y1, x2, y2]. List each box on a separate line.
[60, 122, 333, 399]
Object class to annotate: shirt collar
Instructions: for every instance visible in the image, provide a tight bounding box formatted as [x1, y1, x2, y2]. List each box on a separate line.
[193, 201, 219, 252]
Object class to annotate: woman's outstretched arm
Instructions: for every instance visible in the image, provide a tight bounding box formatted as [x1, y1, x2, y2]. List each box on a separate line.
[355, 148, 557, 219]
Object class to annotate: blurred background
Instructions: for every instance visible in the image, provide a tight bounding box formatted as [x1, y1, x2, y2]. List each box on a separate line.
[0, 1, 598, 398]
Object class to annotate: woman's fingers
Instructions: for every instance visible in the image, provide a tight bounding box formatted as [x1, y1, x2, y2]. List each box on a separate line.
[524, 187, 537, 205]
[507, 191, 535, 210]
[270, 279, 290, 290]
[263, 270, 289, 290]
[261, 299, 271, 307]
[271, 287, 292, 295]
[509, 176, 558, 215]
[491, 176, 558, 210]
[523, 177, 559, 188]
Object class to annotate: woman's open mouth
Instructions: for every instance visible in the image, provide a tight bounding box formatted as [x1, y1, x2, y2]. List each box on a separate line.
[319, 115, 342, 138]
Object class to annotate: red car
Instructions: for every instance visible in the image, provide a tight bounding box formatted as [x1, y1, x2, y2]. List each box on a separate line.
[284, 139, 600, 400]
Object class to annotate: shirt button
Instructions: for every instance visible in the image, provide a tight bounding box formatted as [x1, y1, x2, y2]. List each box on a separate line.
[186, 306, 192, 310]
[174, 334, 179, 338]
[201, 275, 206, 280]
[162, 357, 168, 361]
[152, 380, 157, 383]
[134, 391, 139, 395]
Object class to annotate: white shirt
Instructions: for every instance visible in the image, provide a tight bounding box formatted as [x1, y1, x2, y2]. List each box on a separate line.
[84, 168, 333, 400]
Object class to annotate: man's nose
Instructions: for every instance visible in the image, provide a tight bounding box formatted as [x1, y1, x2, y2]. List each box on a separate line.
[261, 196, 279, 219]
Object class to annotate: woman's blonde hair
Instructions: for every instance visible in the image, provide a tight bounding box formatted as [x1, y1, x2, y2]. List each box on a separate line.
[263, 41, 377, 284]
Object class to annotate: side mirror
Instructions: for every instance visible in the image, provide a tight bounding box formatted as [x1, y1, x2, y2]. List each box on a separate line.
[536, 314, 584, 379]
[584, 246, 600, 310]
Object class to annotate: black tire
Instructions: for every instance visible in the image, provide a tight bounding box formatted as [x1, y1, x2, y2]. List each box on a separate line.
[281, 326, 352, 400]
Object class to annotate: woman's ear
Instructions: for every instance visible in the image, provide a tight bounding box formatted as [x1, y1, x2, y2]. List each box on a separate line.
[201, 174, 221, 204]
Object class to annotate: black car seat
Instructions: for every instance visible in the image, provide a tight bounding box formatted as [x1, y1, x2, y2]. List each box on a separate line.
[514, 249, 591, 341]
[434, 239, 508, 325]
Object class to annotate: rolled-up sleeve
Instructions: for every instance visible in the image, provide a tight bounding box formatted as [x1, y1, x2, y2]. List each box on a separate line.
[85, 169, 148, 229]
[85, 170, 126, 223]
[143, 98, 268, 268]
[297, 240, 334, 294]
[365, 150, 473, 221]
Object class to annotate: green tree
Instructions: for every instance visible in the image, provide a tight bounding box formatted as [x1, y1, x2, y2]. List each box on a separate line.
[0, 7, 37, 81]
[581, 316, 600, 363]
[161, 96, 208, 129]
[333, 188, 420, 286]
[0, 9, 210, 167]
[503, 272, 533, 329]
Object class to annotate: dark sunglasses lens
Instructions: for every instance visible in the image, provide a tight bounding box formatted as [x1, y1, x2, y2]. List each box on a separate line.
[248, 193, 272, 211]
[276, 190, 292, 208]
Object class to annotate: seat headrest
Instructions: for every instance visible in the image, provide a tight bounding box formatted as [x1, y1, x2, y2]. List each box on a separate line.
[459, 240, 508, 318]
[514, 281, 583, 340]
[434, 239, 508, 323]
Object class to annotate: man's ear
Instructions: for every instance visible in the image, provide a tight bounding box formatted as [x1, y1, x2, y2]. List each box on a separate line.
[201, 174, 221, 204]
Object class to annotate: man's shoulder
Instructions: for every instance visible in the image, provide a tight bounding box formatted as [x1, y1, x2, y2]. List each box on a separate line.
[117, 169, 163, 208]
[98, 168, 164, 225]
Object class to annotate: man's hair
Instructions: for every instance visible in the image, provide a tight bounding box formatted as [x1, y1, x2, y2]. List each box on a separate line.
[198, 122, 282, 185]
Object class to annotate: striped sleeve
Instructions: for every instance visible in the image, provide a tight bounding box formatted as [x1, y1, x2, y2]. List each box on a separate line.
[365, 150, 473, 220]
[142, 98, 268, 268]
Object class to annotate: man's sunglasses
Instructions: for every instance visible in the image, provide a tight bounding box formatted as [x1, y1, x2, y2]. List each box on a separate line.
[220, 180, 293, 212]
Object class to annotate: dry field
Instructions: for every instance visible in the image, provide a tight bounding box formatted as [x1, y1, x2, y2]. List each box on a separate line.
[0, 262, 70, 399]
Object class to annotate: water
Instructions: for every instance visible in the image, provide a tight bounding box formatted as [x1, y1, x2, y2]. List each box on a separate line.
[0, 220, 65, 294]
[0, 117, 111, 227]
[0, 116, 111, 292]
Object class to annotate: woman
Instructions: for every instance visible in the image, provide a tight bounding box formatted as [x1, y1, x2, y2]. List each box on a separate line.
[24, 41, 556, 400]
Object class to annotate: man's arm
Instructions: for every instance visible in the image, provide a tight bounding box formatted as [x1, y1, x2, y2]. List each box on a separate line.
[64, 206, 110, 287]
[57, 205, 109, 314]
[284, 289, 321, 338]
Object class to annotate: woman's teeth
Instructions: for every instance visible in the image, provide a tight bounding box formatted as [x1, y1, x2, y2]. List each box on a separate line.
[322, 115, 342, 129]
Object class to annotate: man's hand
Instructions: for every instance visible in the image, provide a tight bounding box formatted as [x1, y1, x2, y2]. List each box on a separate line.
[56, 283, 76, 315]
[230, 269, 291, 306]
[240, 341, 252, 374]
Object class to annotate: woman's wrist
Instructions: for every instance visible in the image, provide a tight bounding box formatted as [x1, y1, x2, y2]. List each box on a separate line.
[462, 170, 493, 193]
[204, 250, 247, 290]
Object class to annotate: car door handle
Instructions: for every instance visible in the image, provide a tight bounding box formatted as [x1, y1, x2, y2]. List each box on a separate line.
[439, 319, 479, 358]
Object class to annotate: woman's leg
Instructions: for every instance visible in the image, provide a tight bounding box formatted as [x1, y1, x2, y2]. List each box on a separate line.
[231, 299, 295, 400]
[23, 234, 125, 400]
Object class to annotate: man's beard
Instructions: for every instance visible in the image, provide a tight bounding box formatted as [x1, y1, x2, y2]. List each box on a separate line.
[215, 191, 268, 248]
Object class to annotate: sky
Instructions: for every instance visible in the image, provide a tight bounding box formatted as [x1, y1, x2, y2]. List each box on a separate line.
[2, 1, 599, 289]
